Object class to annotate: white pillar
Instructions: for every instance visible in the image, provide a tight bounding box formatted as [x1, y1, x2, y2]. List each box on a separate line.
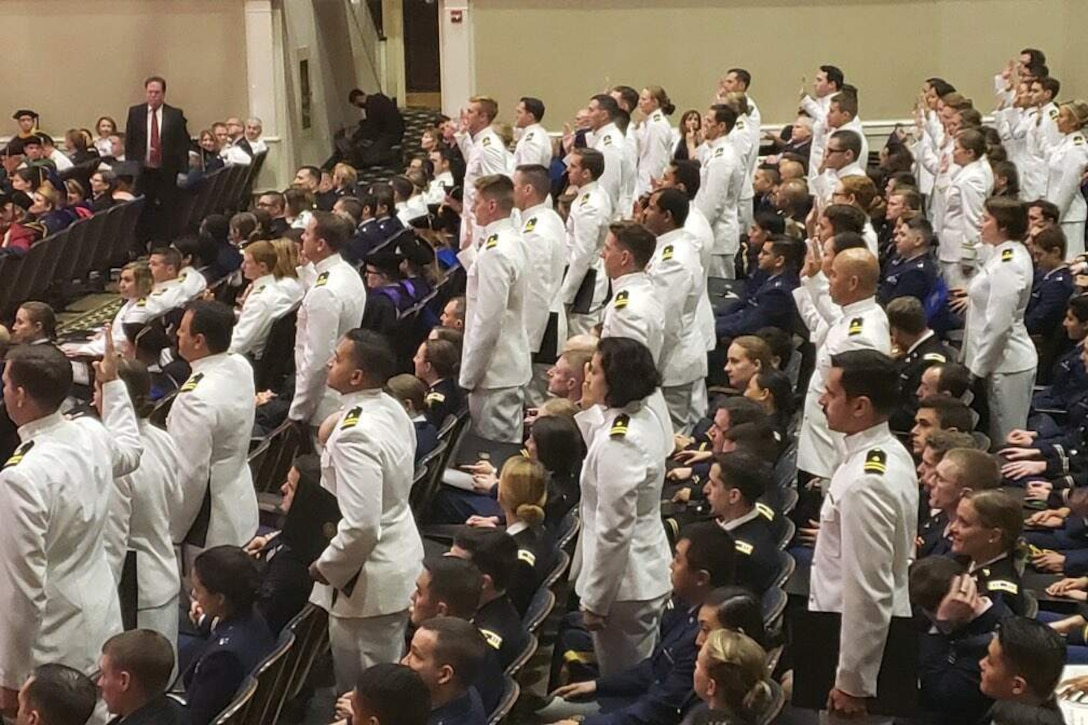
[244, 0, 277, 135]
[438, 0, 474, 118]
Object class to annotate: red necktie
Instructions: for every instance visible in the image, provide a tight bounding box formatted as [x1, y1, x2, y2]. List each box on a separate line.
[149, 108, 162, 167]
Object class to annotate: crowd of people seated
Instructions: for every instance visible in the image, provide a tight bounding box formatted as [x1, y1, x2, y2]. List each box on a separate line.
[2, 41, 1088, 725]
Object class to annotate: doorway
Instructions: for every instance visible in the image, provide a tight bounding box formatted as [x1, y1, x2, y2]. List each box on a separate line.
[403, 0, 441, 106]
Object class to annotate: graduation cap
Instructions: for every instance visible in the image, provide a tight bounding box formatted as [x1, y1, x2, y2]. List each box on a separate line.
[396, 232, 436, 268]
[366, 249, 404, 277]
[21, 133, 44, 147]
[12, 109, 38, 121]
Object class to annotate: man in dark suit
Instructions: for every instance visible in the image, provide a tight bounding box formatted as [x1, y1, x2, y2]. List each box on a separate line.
[99, 630, 186, 725]
[887, 296, 956, 432]
[125, 75, 190, 243]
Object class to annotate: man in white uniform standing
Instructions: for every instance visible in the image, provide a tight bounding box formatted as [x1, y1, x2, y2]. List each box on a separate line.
[811, 349, 917, 719]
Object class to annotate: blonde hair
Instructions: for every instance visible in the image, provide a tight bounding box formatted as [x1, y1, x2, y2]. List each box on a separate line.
[702, 628, 771, 713]
[720, 91, 751, 117]
[244, 240, 278, 277]
[730, 335, 773, 371]
[271, 239, 300, 279]
[332, 162, 357, 189]
[469, 96, 498, 122]
[498, 457, 547, 527]
[122, 261, 153, 297]
[538, 397, 578, 421]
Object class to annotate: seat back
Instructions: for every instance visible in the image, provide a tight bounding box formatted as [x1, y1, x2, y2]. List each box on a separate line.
[410, 438, 450, 518]
[773, 442, 798, 489]
[487, 676, 520, 725]
[254, 419, 306, 494]
[541, 549, 570, 590]
[504, 632, 538, 678]
[756, 679, 787, 725]
[554, 511, 581, 552]
[281, 604, 330, 702]
[211, 676, 258, 725]
[770, 550, 796, 590]
[522, 587, 555, 634]
[760, 586, 788, 630]
[252, 304, 299, 392]
[241, 630, 295, 725]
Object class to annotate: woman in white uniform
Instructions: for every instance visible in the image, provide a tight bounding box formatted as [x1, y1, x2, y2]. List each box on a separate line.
[67, 261, 153, 357]
[229, 240, 304, 359]
[635, 86, 675, 198]
[962, 197, 1037, 444]
[1045, 100, 1088, 259]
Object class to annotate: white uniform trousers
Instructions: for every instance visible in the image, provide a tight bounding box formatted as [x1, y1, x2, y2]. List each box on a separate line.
[329, 609, 410, 693]
[139, 594, 181, 674]
[525, 363, 552, 409]
[591, 592, 669, 678]
[1063, 220, 1085, 260]
[707, 254, 735, 280]
[468, 386, 525, 443]
[984, 368, 1035, 446]
[662, 380, 708, 436]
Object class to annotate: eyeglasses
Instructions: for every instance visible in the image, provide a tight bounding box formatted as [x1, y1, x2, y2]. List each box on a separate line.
[825, 147, 847, 155]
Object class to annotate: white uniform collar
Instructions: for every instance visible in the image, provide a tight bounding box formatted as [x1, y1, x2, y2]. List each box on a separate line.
[719, 507, 761, 531]
[611, 271, 650, 291]
[521, 201, 552, 219]
[575, 180, 601, 196]
[314, 253, 345, 274]
[506, 520, 530, 537]
[470, 126, 495, 144]
[252, 273, 276, 288]
[481, 217, 516, 236]
[339, 388, 384, 409]
[968, 553, 1008, 574]
[17, 409, 67, 441]
[190, 351, 229, 373]
[840, 296, 879, 317]
[836, 161, 865, 179]
[151, 277, 181, 293]
[842, 421, 892, 458]
[906, 330, 936, 355]
[656, 228, 688, 249]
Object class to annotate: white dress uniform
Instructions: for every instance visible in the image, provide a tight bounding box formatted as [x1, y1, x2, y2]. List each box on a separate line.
[167, 352, 259, 550]
[1024, 104, 1063, 201]
[809, 421, 917, 699]
[458, 125, 510, 248]
[561, 181, 613, 335]
[396, 195, 429, 227]
[728, 115, 757, 234]
[911, 110, 938, 197]
[995, 106, 1030, 185]
[103, 420, 183, 654]
[458, 217, 531, 443]
[792, 271, 838, 348]
[514, 123, 553, 169]
[620, 128, 639, 219]
[288, 253, 367, 425]
[425, 170, 454, 206]
[1045, 129, 1088, 259]
[519, 203, 569, 407]
[572, 391, 673, 676]
[177, 266, 208, 301]
[647, 228, 709, 434]
[589, 122, 628, 219]
[0, 380, 142, 692]
[811, 161, 867, 216]
[694, 136, 744, 279]
[310, 388, 424, 693]
[683, 206, 717, 351]
[835, 116, 870, 172]
[230, 273, 304, 359]
[73, 297, 153, 357]
[143, 276, 192, 318]
[938, 158, 992, 287]
[797, 297, 890, 479]
[636, 110, 673, 198]
[962, 240, 1038, 443]
[801, 94, 833, 181]
[601, 271, 666, 365]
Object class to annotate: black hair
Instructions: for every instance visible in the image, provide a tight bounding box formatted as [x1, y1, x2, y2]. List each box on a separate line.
[5, 343, 72, 410]
[704, 586, 766, 647]
[995, 617, 1066, 701]
[344, 328, 397, 386]
[1068, 295, 1088, 324]
[193, 545, 262, 614]
[417, 617, 488, 688]
[423, 556, 484, 619]
[717, 396, 766, 428]
[829, 129, 862, 160]
[830, 231, 867, 254]
[830, 350, 900, 416]
[354, 663, 431, 725]
[530, 415, 585, 479]
[751, 368, 796, 421]
[935, 362, 972, 399]
[908, 555, 965, 612]
[726, 68, 752, 88]
[597, 336, 661, 408]
[519, 96, 545, 123]
[723, 421, 781, 464]
[918, 395, 974, 432]
[754, 327, 794, 369]
[669, 160, 701, 199]
[608, 221, 657, 270]
[820, 64, 845, 90]
[713, 451, 770, 504]
[680, 521, 737, 588]
[753, 211, 785, 236]
[24, 664, 96, 725]
[925, 78, 956, 97]
[989, 701, 1066, 725]
[452, 529, 518, 592]
[708, 104, 738, 133]
[652, 187, 689, 228]
[184, 300, 236, 354]
[589, 94, 620, 119]
[823, 204, 866, 235]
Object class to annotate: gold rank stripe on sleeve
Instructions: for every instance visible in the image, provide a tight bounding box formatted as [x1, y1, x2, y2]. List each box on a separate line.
[3, 440, 34, 469]
[863, 448, 887, 475]
[1001, 249, 1014, 262]
[425, 391, 445, 406]
[480, 629, 503, 650]
[735, 540, 754, 556]
[517, 549, 536, 566]
[922, 352, 947, 363]
[847, 317, 863, 336]
[315, 271, 330, 287]
[610, 414, 630, 437]
[136, 297, 148, 308]
[179, 372, 205, 393]
[987, 579, 1019, 594]
[482, 136, 492, 147]
[755, 502, 775, 520]
[485, 234, 499, 250]
[525, 217, 538, 232]
[340, 405, 363, 430]
[580, 193, 591, 206]
[662, 245, 674, 261]
[613, 290, 630, 309]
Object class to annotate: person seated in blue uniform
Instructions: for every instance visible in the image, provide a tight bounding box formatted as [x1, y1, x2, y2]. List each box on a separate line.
[1025, 487, 1088, 577]
[464, 457, 557, 616]
[449, 530, 530, 674]
[1031, 296, 1088, 422]
[948, 491, 1029, 617]
[542, 522, 737, 725]
[909, 556, 1013, 725]
[739, 211, 786, 295]
[978, 616, 1066, 713]
[703, 451, 779, 594]
[349, 663, 431, 725]
[414, 338, 465, 428]
[182, 546, 275, 725]
[690, 629, 774, 725]
[878, 214, 938, 306]
[386, 373, 439, 463]
[1026, 227, 1074, 337]
[99, 630, 187, 725]
[715, 234, 803, 341]
[916, 430, 982, 557]
[407, 556, 504, 716]
[917, 447, 1001, 560]
[403, 617, 489, 725]
[888, 296, 956, 432]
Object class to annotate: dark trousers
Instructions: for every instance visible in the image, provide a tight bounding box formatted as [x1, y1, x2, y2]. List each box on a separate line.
[136, 167, 179, 247]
